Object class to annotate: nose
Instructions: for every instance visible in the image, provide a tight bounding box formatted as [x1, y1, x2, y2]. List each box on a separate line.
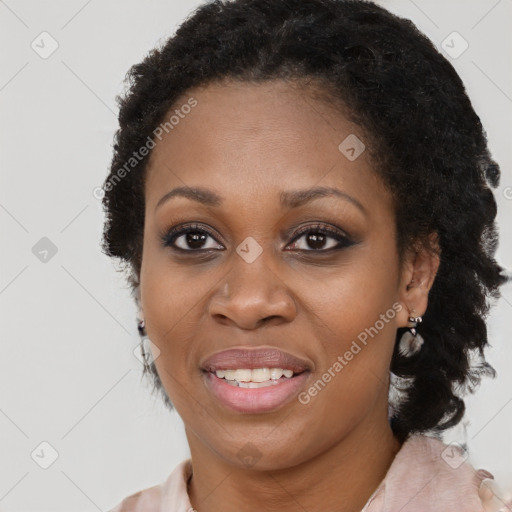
[207, 249, 297, 330]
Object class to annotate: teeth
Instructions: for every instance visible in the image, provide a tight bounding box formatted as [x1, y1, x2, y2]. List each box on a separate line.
[239, 381, 280, 388]
[223, 370, 237, 381]
[214, 367, 296, 383]
[233, 369, 252, 382]
[225, 379, 283, 388]
[270, 368, 283, 380]
[251, 368, 270, 382]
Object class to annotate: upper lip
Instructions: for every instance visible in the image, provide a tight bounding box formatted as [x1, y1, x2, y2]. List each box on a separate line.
[201, 347, 312, 373]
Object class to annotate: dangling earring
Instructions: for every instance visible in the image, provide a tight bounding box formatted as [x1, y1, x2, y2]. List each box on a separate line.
[137, 318, 145, 336]
[398, 313, 424, 357]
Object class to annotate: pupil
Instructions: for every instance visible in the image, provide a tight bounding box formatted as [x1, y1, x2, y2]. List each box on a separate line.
[308, 233, 325, 250]
[187, 232, 207, 249]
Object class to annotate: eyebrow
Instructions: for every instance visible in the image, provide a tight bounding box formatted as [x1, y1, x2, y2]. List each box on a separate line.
[154, 185, 366, 214]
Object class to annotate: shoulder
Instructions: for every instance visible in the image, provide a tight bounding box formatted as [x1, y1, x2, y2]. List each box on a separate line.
[109, 484, 162, 512]
[365, 434, 501, 512]
[108, 459, 193, 512]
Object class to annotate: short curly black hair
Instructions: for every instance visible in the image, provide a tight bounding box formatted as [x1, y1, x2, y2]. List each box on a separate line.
[101, 0, 509, 442]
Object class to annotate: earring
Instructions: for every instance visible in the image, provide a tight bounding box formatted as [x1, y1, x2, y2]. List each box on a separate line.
[398, 314, 424, 357]
[137, 318, 145, 336]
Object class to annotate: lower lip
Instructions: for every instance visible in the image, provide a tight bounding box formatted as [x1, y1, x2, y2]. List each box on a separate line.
[203, 371, 310, 413]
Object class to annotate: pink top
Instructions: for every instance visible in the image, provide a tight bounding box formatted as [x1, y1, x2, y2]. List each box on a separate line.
[109, 434, 507, 512]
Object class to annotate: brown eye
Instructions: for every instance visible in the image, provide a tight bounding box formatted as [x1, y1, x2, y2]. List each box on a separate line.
[161, 224, 224, 252]
[286, 224, 355, 252]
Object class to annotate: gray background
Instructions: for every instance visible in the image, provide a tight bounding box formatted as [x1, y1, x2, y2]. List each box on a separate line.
[0, 0, 511, 510]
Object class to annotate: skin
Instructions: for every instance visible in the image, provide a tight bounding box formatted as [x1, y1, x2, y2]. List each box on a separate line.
[138, 79, 440, 512]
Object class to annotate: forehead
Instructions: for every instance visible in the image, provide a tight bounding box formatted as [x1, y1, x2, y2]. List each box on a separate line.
[144, 79, 391, 214]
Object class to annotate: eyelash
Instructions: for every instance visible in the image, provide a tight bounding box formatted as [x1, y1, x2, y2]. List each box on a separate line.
[160, 222, 355, 254]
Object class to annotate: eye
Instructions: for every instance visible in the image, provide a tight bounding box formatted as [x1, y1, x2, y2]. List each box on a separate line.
[160, 223, 224, 252]
[286, 224, 354, 252]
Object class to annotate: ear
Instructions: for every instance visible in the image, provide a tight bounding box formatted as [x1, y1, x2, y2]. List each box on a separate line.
[396, 232, 441, 327]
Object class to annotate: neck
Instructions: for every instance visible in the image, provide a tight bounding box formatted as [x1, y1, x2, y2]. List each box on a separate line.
[186, 407, 402, 512]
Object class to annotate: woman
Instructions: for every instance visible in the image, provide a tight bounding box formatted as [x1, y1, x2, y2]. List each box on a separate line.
[101, 0, 510, 510]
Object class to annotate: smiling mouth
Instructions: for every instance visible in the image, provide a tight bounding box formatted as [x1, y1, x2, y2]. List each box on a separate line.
[200, 346, 312, 412]
[213, 367, 299, 388]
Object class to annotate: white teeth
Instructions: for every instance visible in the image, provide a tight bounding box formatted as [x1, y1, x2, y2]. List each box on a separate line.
[270, 368, 283, 380]
[223, 370, 237, 381]
[238, 381, 280, 388]
[214, 367, 296, 383]
[251, 368, 270, 382]
[233, 369, 252, 382]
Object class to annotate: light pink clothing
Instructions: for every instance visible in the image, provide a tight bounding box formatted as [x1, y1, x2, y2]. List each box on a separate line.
[109, 434, 503, 512]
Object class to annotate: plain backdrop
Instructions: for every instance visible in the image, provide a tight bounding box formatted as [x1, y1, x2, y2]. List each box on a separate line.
[0, 0, 511, 510]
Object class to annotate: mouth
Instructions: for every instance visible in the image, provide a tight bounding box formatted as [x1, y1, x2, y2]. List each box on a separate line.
[213, 367, 296, 388]
[200, 347, 312, 413]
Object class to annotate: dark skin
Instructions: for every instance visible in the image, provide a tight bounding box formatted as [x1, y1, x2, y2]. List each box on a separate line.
[138, 79, 440, 512]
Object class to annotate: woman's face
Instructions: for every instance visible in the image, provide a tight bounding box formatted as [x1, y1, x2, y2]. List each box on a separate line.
[139, 80, 417, 470]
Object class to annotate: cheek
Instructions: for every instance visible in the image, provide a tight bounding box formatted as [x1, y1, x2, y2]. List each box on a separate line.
[297, 245, 401, 399]
[139, 253, 225, 399]
[299, 245, 401, 344]
[291, 275, 399, 455]
[140, 232, 223, 334]
[322, 273, 399, 344]
[303, 280, 398, 399]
